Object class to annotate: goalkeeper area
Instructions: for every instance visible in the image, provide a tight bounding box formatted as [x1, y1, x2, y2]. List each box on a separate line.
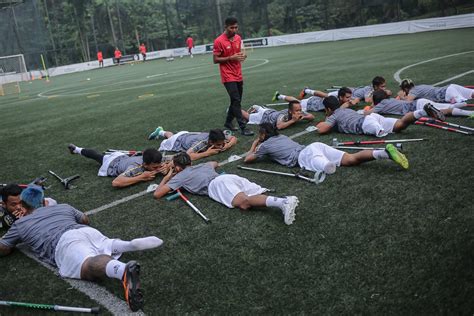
[0, 28, 473, 314]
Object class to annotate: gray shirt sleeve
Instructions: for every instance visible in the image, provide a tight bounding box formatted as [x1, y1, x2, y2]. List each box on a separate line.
[325, 113, 337, 127]
[0, 224, 20, 247]
[254, 142, 269, 158]
[167, 173, 186, 191]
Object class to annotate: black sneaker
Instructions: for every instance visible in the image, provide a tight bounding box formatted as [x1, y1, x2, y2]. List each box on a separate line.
[224, 122, 238, 131]
[68, 144, 76, 154]
[122, 261, 144, 312]
[423, 103, 446, 121]
[240, 128, 254, 136]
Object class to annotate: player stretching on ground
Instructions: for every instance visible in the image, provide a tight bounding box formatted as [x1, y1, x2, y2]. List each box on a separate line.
[367, 90, 473, 118]
[398, 78, 474, 103]
[244, 123, 409, 172]
[67, 145, 168, 188]
[148, 127, 237, 161]
[316, 95, 444, 137]
[213, 17, 253, 136]
[0, 186, 163, 312]
[241, 101, 314, 130]
[153, 152, 299, 225]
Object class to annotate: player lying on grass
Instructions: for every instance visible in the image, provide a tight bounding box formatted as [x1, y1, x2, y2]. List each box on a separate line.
[244, 123, 409, 173]
[316, 95, 444, 137]
[398, 78, 474, 103]
[366, 90, 474, 118]
[240, 100, 314, 130]
[0, 184, 57, 229]
[297, 76, 392, 106]
[0, 186, 163, 312]
[68, 145, 168, 188]
[147, 127, 237, 161]
[153, 152, 299, 225]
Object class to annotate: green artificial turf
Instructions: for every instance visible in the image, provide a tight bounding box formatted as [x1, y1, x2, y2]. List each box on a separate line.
[1, 28, 473, 314]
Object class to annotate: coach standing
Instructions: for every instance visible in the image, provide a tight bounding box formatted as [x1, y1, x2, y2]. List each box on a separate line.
[213, 17, 253, 136]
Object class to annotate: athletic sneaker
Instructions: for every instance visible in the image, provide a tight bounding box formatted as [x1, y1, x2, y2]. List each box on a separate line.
[423, 103, 446, 121]
[122, 261, 144, 312]
[148, 126, 163, 140]
[386, 144, 409, 170]
[272, 91, 280, 102]
[298, 87, 308, 99]
[281, 196, 298, 225]
[240, 128, 254, 136]
[68, 144, 76, 154]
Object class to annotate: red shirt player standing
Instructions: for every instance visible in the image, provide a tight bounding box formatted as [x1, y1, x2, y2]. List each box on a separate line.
[139, 43, 147, 61]
[186, 35, 194, 58]
[114, 48, 122, 65]
[97, 51, 103, 68]
[213, 17, 252, 136]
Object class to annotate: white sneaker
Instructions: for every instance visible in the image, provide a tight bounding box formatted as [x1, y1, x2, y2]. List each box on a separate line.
[281, 196, 298, 225]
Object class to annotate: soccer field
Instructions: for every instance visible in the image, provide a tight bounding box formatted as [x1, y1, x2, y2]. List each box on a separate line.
[1, 27, 473, 315]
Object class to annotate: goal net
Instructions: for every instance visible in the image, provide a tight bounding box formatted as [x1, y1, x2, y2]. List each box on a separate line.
[0, 54, 29, 96]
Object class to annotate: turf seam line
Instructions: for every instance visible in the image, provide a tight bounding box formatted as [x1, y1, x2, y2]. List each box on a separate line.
[431, 69, 474, 86]
[18, 245, 146, 316]
[85, 126, 314, 216]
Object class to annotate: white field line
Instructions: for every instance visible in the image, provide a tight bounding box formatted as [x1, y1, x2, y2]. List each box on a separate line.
[432, 70, 474, 86]
[85, 125, 316, 215]
[18, 245, 145, 316]
[38, 59, 270, 98]
[146, 72, 168, 78]
[393, 50, 474, 83]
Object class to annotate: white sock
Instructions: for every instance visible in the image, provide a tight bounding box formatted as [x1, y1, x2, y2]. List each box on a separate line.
[112, 236, 163, 254]
[413, 110, 425, 119]
[74, 147, 83, 154]
[305, 89, 315, 95]
[266, 196, 286, 209]
[105, 259, 126, 280]
[277, 94, 286, 100]
[452, 108, 473, 117]
[372, 149, 389, 160]
[159, 131, 166, 137]
[452, 102, 467, 108]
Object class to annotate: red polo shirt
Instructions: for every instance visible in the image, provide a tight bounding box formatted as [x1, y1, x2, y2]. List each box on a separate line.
[139, 44, 146, 54]
[186, 37, 194, 48]
[114, 49, 122, 59]
[97, 51, 103, 61]
[213, 32, 243, 83]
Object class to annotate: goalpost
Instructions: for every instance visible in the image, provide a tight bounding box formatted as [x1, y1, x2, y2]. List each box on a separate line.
[0, 54, 29, 96]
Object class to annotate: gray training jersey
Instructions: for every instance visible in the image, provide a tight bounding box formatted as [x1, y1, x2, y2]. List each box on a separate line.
[325, 108, 365, 134]
[255, 134, 305, 167]
[261, 109, 288, 126]
[167, 162, 219, 195]
[0, 204, 86, 266]
[173, 132, 210, 153]
[305, 96, 325, 112]
[372, 98, 417, 115]
[351, 86, 373, 100]
[108, 156, 144, 177]
[409, 85, 447, 102]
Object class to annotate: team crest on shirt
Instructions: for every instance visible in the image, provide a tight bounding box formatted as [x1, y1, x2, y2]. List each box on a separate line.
[226, 45, 231, 49]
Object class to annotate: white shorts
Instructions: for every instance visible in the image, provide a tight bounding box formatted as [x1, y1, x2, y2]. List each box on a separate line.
[158, 131, 188, 151]
[300, 99, 309, 112]
[247, 107, 269, 125]
[415, 98, 452, 110]
[208, 174, 267, 208]
[98, 152, 126, 177]
[298, 142, 344, 174]
[362, 113, 397, 137]
[445, 84, 473, 103]
[55, 227, 120, 279]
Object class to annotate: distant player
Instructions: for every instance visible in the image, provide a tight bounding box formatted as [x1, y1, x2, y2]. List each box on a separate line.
[241, 101, 314, 130]
[368, 90, 473, 118]
[186, 35, 194, 58]
[213, 17, 253, 136]
[67, 145, 169, 187]
[139, 43, 147, 61]
[114, 47, 122, 65]
[244, 123, 409, 172]
[147, 127, 237, 161]
[316, 95, 444, 137]
[153, 152, 299, 225]
[398, 78, 474, 103]
[97, 50, 104, 68]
